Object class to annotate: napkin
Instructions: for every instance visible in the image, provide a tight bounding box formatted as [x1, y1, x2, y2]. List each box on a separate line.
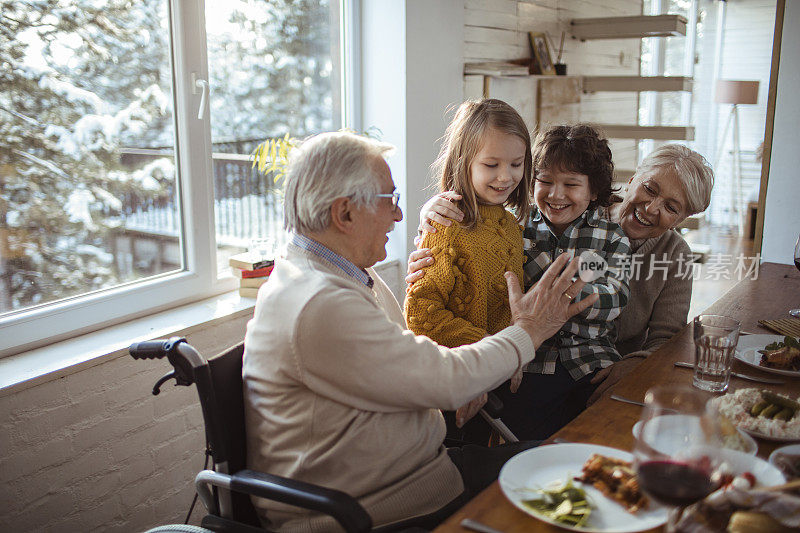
[675, 488, 800, 532]
[757, 318, 800, 338]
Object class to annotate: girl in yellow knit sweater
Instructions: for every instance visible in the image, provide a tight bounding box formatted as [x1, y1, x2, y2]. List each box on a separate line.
[404, 99, 531, 442]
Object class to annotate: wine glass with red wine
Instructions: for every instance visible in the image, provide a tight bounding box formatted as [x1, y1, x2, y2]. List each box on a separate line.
[633, 385, 723, 531]
[791, 233, 800, 318]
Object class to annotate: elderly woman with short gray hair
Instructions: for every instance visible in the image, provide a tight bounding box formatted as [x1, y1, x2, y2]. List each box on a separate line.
[589, 143, 714, 402]
[408, 143, 715, 435]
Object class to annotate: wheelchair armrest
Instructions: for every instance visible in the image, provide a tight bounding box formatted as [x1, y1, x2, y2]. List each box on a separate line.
[196, 469, 372, 533]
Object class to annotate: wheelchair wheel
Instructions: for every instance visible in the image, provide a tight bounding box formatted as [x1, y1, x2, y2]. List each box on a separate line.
[144, 526, 214, 533]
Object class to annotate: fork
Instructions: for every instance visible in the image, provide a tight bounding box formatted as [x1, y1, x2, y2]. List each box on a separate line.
[460, 518, 504, 533]
[609, 394, 646, 407]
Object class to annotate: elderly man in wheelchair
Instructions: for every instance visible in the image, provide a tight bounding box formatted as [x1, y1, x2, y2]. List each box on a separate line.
[132, 131, 596, 533]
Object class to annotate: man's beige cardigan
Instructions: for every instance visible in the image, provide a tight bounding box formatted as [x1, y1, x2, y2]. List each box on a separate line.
[243, 244, 535, 532]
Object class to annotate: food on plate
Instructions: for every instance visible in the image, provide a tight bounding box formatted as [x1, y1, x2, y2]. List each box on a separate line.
[521, 477, 592, 527]
[719, 416, 754, 452]
[576, 454, 648, 513]
[676, 488, 800, 533]
[758, 336, 800, 371]
[749, 390, 798, 421]
[711, 388, 800, 439]
[727, 511, 796, 533]
[710, 461, 756, 491]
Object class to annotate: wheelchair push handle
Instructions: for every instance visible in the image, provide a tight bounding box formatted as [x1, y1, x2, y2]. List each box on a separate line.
[129, 338, 179, 359]
[129, 337, 207, 394]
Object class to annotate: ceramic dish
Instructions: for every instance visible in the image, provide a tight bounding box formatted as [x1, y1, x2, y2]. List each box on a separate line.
[768, 443, 800, 479]
[498, 443, 668, 532]
[735, 334, 800, 378]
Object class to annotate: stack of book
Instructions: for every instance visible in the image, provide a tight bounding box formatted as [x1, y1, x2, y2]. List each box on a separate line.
[229, 252, 275, 298]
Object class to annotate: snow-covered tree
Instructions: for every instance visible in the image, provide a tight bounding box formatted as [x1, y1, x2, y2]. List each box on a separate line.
[208, 0, 335, 146]
[0, 0, 171, 312]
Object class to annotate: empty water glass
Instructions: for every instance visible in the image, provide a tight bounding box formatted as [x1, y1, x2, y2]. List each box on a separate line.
[692, 315, 741, 393]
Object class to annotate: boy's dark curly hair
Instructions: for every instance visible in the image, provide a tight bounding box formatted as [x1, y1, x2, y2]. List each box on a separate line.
[532, 124, 618, 208]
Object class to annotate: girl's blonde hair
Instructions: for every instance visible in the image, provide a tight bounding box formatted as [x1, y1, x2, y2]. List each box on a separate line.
[432, 99, 532, 228]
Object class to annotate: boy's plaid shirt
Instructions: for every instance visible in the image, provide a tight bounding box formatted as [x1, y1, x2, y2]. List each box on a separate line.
[522, 207, 631, 379]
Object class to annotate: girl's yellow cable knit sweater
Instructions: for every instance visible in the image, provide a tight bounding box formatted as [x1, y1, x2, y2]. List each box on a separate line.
[404, 204, 524, 348]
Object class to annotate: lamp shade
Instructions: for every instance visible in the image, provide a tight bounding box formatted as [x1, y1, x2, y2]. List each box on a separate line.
[715, 80, 759, 105]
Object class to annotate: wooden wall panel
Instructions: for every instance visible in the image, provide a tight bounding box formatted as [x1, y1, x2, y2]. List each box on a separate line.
[484, 76, 541, 130]
[464, 9, 518, 31]
[465, 0, 517, 15]
[464, 0, 644, 171]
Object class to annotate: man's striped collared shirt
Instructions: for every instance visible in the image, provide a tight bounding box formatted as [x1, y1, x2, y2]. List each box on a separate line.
[291, 233, 374, 289]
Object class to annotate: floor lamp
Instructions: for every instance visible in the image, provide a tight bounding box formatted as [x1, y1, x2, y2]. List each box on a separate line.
[714, 79, 759, 235]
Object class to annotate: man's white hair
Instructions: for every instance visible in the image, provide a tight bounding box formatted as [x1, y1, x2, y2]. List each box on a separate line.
[634, 144, 714, 216]
[283, 131, 395, 234]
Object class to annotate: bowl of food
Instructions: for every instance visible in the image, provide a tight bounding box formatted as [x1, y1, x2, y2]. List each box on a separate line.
[710, 388, 800, 441]
[769, 443, 800, 480]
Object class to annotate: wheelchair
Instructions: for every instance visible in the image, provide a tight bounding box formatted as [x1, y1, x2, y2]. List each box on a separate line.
[129, 338, 445, 533]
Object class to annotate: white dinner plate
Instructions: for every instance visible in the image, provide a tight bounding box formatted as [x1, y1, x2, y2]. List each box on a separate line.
[735, 334, 800, 378]
[498, 443, 668, 532]
[632, 415, 758, 455]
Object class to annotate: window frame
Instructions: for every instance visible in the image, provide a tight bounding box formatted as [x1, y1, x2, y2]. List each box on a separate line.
[0, 0, 353, 358]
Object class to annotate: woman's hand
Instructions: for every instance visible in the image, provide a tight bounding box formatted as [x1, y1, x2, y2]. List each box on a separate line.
[418, 191, 464, 234]
[509, 369, 523, 393]
[587, 357, 644, 405]
[455, 392, 488, 427]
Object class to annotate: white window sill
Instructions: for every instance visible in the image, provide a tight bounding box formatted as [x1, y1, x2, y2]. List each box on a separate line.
[0, 258, 404, 398]
[0, 291, 256, 397]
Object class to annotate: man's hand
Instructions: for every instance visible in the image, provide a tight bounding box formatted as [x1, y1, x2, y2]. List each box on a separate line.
[587, 357, 643, 405]
[455, 392, 487, 427]
[506, 253, 599, 349]
[418, 191, 464, 234]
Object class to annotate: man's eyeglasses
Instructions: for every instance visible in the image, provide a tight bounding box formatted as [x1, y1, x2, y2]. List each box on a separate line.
[375, 192, 401, 208]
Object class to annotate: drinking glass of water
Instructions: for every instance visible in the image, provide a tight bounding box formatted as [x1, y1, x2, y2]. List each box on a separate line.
[692, 314, 740, 393]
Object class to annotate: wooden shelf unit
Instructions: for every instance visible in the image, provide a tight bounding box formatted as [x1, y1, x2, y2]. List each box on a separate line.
[598, 125, 695, 141]
[582, 76, 693, 93]
[613, 169, 636, 183]
[570, 15, 688, 40]
[465, 74, 584, 130]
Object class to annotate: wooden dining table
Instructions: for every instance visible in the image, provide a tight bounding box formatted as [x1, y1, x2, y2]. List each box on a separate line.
[434, 261, 800, 533]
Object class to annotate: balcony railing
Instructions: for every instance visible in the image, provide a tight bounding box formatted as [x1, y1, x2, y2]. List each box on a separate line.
[118, 148, 282, 247]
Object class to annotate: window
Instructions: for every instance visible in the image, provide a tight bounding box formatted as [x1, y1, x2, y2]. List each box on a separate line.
[0, 0, 351, 357]
[638, 0, 698, 159]
[204, 0, 343, 275]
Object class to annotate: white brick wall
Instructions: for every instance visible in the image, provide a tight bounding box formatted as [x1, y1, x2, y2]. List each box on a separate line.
[0, 314, 249, 532]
